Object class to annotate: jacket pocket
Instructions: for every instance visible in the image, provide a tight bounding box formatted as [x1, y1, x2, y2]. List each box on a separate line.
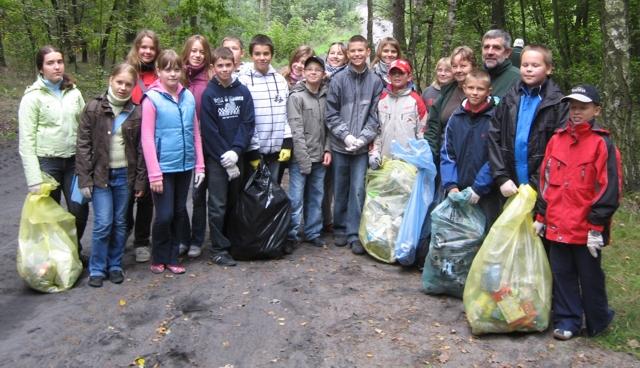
[547, 155, 565, 186]
[576, 160, 596, 190]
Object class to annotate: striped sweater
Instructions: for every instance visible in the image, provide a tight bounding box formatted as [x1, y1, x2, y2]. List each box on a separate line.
[238, 65, 290, 154]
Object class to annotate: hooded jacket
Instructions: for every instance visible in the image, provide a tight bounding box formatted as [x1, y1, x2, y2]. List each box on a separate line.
[140, 80, 205, 183]
[200, 76, 255, 162]
[373, 85, 427, 158]
[18, 75, 85, 186]
[75, 93, 147, 191]
[288, 81, 329, 174]
[488, 78, 569, 214]
[325, 64, 384, 155]
[538, 121, 622, 245]
[238, 65, 291, 155]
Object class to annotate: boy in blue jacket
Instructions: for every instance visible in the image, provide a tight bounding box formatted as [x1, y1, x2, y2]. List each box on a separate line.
[200, 47, 255, 267]
[440, 69, 500, 227]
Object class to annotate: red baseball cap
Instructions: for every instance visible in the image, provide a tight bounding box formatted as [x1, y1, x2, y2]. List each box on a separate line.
[389, 59, 411, 75]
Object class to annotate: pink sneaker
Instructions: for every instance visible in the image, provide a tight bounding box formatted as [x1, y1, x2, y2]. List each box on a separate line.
[166, 264, 186, 274]
[150, 264, 165, 274]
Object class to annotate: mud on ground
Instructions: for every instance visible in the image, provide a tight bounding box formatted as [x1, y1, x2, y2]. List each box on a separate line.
[0, 140, 638, 368]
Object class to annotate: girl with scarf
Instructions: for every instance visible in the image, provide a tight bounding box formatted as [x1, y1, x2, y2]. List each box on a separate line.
[281, 45, 315, 88]
[371, 37, 402, 85]
[325, 42, 348, 80]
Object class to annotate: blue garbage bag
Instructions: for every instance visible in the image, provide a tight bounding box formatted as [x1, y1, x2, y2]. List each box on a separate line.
[422, 188, 486, 298]
[392, 139, 437, 265]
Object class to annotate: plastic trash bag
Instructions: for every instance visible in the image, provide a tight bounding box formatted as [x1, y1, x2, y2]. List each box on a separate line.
[228, 163, 291, 260]
[17, 175, 82, 293]
[392, 139, 437, 265]
[422, 188, 486, 298]
[463, 185, 552, 335]
[359, 159, 417, 263]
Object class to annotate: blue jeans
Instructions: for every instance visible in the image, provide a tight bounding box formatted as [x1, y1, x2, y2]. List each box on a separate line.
[332, 151, 368, 242]
[151, 171, 191, 265]
[89, 168, 129, 277]
[287, 162, 325, 241]
[38, 156, 89, 249]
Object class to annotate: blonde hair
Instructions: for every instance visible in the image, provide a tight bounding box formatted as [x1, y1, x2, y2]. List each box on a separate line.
[450, 46, 477, 68]
[126, 30, 160, 71]
[431, 57, 452, 88]
[110, 62, 138, 81]
[464, 69, 491, 87]
[522, 44, 553, 67]
[372, 37, 402, 66]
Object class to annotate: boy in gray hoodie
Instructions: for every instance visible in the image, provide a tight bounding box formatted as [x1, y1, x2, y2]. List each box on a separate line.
[325, 35, 384, 254]
[287, 56, 332, 249]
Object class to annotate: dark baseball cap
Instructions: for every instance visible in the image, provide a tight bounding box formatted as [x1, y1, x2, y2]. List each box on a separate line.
[304, 55, 325, 69]
[562, 84, 601, 105]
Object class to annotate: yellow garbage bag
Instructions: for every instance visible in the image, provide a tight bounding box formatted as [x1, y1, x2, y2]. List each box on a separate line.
[359, 159, 417, 263]
[463, 185, 552, 335]
[17, 175, 82, 292]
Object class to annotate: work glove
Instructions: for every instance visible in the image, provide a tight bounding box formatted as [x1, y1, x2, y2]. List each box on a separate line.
[220, 150, 239, 168]
[368, 152, 381, 170]
[28, 184, 41, 194]
[194, 172, 205, 188]
[249, 159, 260, 170]
[587, 230, 604, 258]
[80, 187, 92, 199]
[278, 148, 291, 162]
[352, 138, 366, 151]
[344, 134, 358, 151]
[499, 179, 518, 197]
[226, 165, 240, 181]
[468, 188, 480, 204]
[533, 220, 545, 237]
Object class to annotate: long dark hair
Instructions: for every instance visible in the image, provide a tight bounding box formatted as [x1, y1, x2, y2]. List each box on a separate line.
[36, 45, 75, 90]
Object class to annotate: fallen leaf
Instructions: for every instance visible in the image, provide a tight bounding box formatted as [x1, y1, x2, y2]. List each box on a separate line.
[374, 328, 383, 334]
[134, 357, 145, 368]
[222, 341, 230, 347]
[628, 339, 640, 348]
[278, 322, 285, 326]
[278, 317, 286, 321]
[366, 353, 374, 358]
[270, 299, 281, 304]
[300, 321, 308, 326]
[242, 291, 250, 295]
[437, 351, 450, 364]
[119, 299, 127, 307]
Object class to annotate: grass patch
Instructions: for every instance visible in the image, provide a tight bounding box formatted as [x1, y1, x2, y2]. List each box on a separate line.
[594, 194, 640, 358]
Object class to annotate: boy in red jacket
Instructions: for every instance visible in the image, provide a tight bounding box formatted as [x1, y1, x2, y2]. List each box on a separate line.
[536, 85, 622, 340]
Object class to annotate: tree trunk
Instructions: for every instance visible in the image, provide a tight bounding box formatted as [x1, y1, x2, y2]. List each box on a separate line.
[99, 0, 119, 67]
[20, 0, 38, 67]
[124, 0, 140, 44]
[491, 0, 505, 29]
[518, 0, 526, 41]
[392, 0, 405, 52]
[442, 0, 458, 57]
[551, 0, 570, 71]
[0, 29, 6, 68]
[51, 0, 76, 64]
[601, 0, 637, 188]
[367, 0, 373, 60]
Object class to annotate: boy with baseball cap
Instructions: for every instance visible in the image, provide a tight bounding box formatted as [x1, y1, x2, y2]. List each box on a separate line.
[535, 84, 622, 340]
[369, 59, 427, 169]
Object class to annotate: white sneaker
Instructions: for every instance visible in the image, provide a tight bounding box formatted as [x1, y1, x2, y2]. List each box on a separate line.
[187, 246, 202, 258]
[178, 243, 188, 256]
[135, 246, 151, 263]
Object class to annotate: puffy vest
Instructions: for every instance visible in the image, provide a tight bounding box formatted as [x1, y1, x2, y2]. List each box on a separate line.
[144, 89, 196, 173]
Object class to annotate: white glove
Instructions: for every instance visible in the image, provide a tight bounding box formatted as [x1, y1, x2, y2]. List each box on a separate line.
[369, 152, 381, 170]
[468, 188, 480, 204]
[344, 134, 358, 151]
[352, 138, 366, 150]
[226, 165, 240, 181]
[587, 230, 604, 258]
[499, 179, 518, 197]
[80, 187, 92, 199]
[220, 150, 239, 168]
[533, 220, 545, 236]
[194, 172, 205, 188]
[28, 184, 41, 194]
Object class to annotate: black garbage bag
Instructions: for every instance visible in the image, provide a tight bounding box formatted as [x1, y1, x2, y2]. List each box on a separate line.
[228, 163, 291, 260]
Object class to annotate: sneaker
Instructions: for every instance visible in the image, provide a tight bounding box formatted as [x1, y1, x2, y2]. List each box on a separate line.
[334, 235, 348, 247]
[350, 240, 365, 255]
[211, 252, 237, 267]
[166, 264, 186, 274]
[553, 328, 574, 341]
[307, 238, 326, 247]
[88, 276, 104, 288]
[109, 270, 125, 284]
[187, 245, 202, 258]
[150, 263, 165, 274]
[178, 243, 188, 256]
[136, 246, 151, 263]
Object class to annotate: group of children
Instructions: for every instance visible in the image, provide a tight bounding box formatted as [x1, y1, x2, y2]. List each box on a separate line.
[18, 29, 621, 342]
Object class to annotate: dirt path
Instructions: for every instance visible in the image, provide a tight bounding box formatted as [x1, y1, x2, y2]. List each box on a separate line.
[0, 141, 638, 368]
